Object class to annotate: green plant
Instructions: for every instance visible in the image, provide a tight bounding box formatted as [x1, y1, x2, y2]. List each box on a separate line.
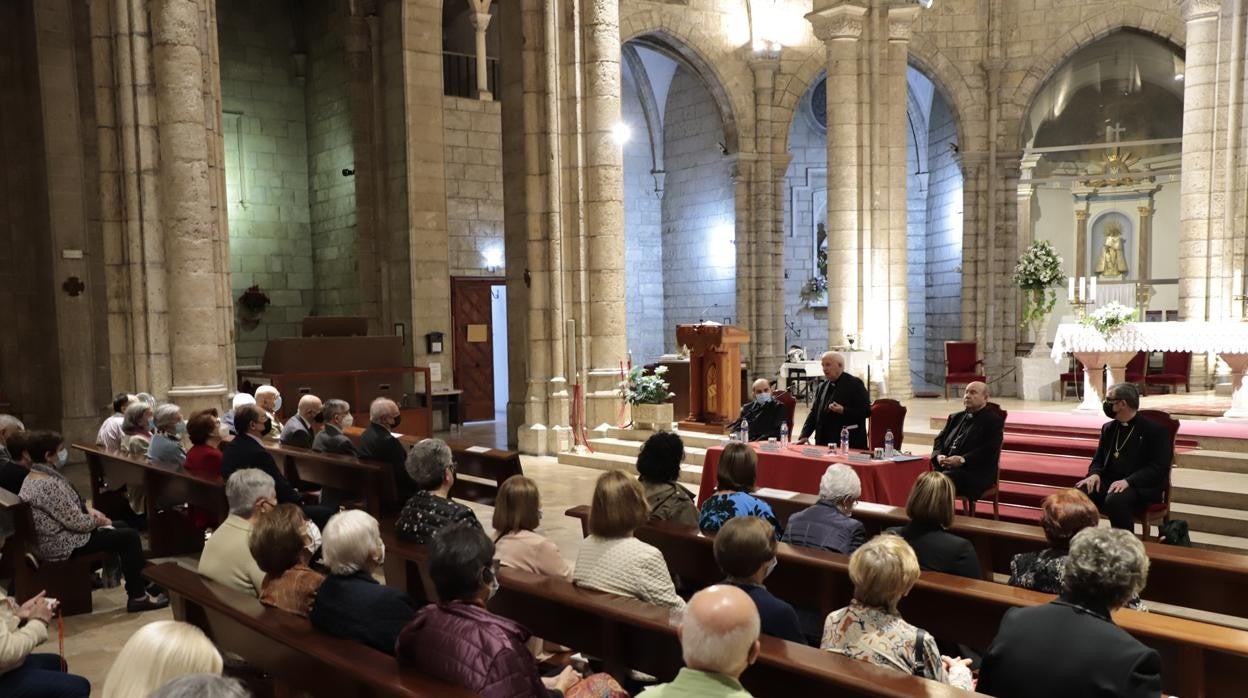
[619, 365, 674, 405]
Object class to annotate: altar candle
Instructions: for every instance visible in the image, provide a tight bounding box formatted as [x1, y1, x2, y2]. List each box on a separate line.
[1068, 277, 1075, 302]
[1079, 277, 1086, 302]
[1089, 277, 1097, 301]
[1234, 271, 1243, 299]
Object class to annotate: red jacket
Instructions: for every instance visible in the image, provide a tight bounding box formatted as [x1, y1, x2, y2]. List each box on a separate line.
[396, 600, 548, 698]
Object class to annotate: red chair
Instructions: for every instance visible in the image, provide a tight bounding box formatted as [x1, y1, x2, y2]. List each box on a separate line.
[773, 390, 797, 435]
[960, 402, 1007, 520]
[943, 341, 986, 399]
[1144, 352, 1192, 394]
[1123, 351, 1147, 387]
[868, 399, 907, 452]
[1133, 409, 1178, 540]
[1059, 356, 1085, 400]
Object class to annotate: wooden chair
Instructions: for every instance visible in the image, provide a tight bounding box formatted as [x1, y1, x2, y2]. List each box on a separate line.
[1144, 352, 1192, 394]
[959, 403, 1007, 520]
[943, 341, 985, 399]
[1124, 351, 1148, 387]
[1135, 409, 1178, 540]
[0, 490, 108, 617]
[867, 399, 906, 451]
[773, 390, 797, 434]
[1059, 356, 1084, 400]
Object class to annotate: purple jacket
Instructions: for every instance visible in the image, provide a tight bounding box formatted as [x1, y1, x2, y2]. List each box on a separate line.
[395, 600, 548, 698]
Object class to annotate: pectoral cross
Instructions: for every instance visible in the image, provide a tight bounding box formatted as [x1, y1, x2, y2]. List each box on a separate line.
[1105, 122, 1126, 143]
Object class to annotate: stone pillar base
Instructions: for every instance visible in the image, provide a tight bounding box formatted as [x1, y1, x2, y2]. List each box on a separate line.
[518, 424, 549, 456]
[1016, 357, 1059, 401]
[166, 384, 230, 414]
[584, 367, 626, 429]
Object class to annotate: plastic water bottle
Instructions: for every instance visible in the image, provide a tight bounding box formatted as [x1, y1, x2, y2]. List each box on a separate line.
[839, 426, 850, 457]
[779, 422, 789, 446]
[884, 429, 895, 458]
[739, 417, 750, 443]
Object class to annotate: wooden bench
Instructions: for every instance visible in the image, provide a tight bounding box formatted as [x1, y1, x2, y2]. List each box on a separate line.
[0, 488, 108, 616]
[77, 443, 228, 557]
[144, 562, 476, 698]
[263, 441, 386, 515]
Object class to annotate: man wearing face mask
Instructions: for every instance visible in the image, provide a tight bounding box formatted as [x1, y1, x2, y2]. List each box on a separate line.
[359, 398, 416, 500]
[199, 469, 278, 597]
[280, 394, 323, 448]
[729, 379, 788, 442]
[223, 404, 335, 530]
[1075, 383, 1172, 530]
[714, 515, 803, 644]
[254, 385, 284, 439]
[313, 399, 359, 456]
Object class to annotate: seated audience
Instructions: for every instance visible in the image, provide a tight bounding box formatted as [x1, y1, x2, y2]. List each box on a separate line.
[978, 528, 1160, 698]
[0, 414, 25, 459]
[886, 471, 980, 579]
[396, 523, 585, 698]
[698, 443, 782, 536]
[930, 381, 1004, 502]
[638, 585, 760, 698]
[219, 392, 255, 437]
[1076, 382, 1172, 531]
[1, 429, 30, 494]
[714, 516, 803, 644]
[221, 404, 332, 529]
[821, 535, 973, 689]
[184, 409, 224, 478]
[359, 397, 416, 500]
[492, 475, 571, 579]
[120, 400, 154, 457]
[95, 393, 134, 451]
[248, 503, 325, 617]
[636, 431, 698, 527]
[254, 385, 283, 439]
[574, 469, 685, 609]
[136, 392, 157, 406]
[199, 469, 276, 596]
[100, 620, 223, 698]
[782, 464, 866, 554]
[312, 399, 358, 456]
[279, 393, 323, 448]
[0, 515, 91, 697]
[729, 378, 788, 442]
[310, 509, 418, 654]
[19, 430, 168, 612]
[395, 438, 481, 543]
[147, 402, 187, 465]
[150, 674, 249, 698]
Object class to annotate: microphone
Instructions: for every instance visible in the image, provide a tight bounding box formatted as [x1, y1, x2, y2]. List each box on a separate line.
[697, 303, 720, 324]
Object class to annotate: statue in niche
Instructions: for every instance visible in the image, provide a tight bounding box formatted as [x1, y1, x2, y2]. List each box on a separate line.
[1095, 221, 1129, 279]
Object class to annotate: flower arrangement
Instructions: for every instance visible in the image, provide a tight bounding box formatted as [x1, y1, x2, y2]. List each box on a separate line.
[799, 276, 828, 304]
[619, 365, 674, 405]
[1082, 301, 1137, 337]
[237, 284, 271, 313]
[1012, 240, 1065, 354]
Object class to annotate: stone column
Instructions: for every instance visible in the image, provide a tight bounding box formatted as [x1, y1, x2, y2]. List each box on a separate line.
[1178, 0, 1222, 323]
[152, 0, 230, 412]
[748, 49, 783, 374]
[883, 3, 919, 399]
[731, 152, 756, 357]
[469, 2, 493, 101]
[1075, 208, 1089, 280]
[1137, 204, 1154, 284]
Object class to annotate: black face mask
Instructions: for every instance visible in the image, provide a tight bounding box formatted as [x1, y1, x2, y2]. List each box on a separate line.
[391, 415, 402, 428]
[1102, 401, 1117, 419]
[263, 418, 273, 434]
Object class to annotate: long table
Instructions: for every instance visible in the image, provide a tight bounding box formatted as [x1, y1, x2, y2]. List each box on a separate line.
[697, 442, 929, 506]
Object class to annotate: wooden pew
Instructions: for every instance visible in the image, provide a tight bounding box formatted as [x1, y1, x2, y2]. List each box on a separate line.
[263, 441, 385, 515]
[77, 443, 227, 557]
[0, 488, 108, 616]
[753, 493, 1248, 620]
[144, 562, 476, 698]
[562, 510, 1248, 698]
[376, 523, 980, 697]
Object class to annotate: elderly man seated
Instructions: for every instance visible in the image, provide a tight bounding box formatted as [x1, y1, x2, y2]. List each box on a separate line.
[359, 397, 416, 500]
[254, 385, 283, 439]
[199, 469, 277, 596]
[729, 379, 788, 442]
[781, 464, 867, 555]
[280, 394, 323, 448]
[313, 399, 358, 456]
[638, 585, 761, 697]
[95, 393, 135, 451]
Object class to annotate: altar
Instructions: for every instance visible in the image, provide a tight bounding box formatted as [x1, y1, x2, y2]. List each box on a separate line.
[1051, 322, 1248, 419]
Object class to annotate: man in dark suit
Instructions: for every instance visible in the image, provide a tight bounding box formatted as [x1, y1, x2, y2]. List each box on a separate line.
[1075, 383, 1171, 530]
[729, 379, 788, 442]
[279, 394, 322, 448]
[796, 351, 870, 448]
[931, 381, 1004, 501]
[313, 399, 359, 456]
[359, 397, 416, 501]
[223, 404, 333, 529]
[978, 527, 1161, 698]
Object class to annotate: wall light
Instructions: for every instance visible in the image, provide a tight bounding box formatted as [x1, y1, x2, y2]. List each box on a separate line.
[482, 245, 504, 272]
[611, 122, 631, 145]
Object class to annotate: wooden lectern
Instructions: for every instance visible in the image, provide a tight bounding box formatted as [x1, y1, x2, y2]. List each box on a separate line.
[676, 323, 750, 434]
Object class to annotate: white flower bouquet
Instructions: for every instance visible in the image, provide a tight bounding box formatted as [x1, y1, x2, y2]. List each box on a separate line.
[1082, 301, 1137, 337]
[1012, 240, 1065, 353]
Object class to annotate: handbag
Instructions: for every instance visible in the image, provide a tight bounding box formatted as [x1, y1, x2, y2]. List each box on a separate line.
[1158, 519, 1191, 546]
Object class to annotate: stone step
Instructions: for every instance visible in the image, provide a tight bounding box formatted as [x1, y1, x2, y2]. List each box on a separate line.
[587, 437, 707, 466]
[556, 449, 703, 485]
[903, 427, 940, 448]
[1171, 468, 1248, 511]
[1190, 530, 1248, 555]
[1169, 502, 1248, 538]
[1177, 449, 1248, 475]
[604, 426, 729, 450]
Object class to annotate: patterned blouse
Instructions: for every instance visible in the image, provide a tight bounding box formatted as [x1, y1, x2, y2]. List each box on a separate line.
[821, 600, 946, 683]
[698, 491, 782, 536]
[18, 464, 97, 562]
[395, 491, 482, 544]
[1009, 548, 1147, 611]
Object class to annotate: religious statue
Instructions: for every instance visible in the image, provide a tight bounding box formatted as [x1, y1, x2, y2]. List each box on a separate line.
[1095, 221, 1129, 279]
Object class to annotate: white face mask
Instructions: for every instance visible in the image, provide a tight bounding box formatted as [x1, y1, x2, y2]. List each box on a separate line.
[375, 542, 386, 567]
[342, 413, 354, 429]
[764, 557, 778, 579]
[486, 570, 500, 600]
[304, 520, 322, 554]
[56, 449, 69, 468]
[273, 395, 283, 413]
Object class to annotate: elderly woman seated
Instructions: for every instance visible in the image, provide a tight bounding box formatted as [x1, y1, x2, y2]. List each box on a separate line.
[782, 464, 867, 554]
[248, 503, 325, 617]
[395, 438, 482, 544]
[120, 401, 154, 457]
[886, 471, 981, 579]
[492, 475, 571, 579]
[310, 510, 419, 654]
[147, 403, 186, 466]
[636, 431, 698, 527]
[698, 442, 782, 536]
[821, 535, 974, 689]
[1010, 488, 1146, 610]
[979, 528, 1160, 697]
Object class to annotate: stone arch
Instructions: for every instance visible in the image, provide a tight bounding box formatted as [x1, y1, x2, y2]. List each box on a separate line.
[907, 35, 978, 155]
[775, 47, 826, 153]
[620, 14, 748, 154]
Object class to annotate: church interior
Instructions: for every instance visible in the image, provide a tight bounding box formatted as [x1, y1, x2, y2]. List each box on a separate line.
[2, 0, 1248, 695]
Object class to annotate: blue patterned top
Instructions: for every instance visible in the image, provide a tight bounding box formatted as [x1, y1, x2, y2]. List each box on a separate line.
[698, 491, 783, 536]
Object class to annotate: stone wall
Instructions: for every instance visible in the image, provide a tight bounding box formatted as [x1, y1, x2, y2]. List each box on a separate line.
[923, 92, 963, 388]
[782, 96, 826, 355]
[661, 65, 735, 350]
[622, 66, 666, 365]
[443, 96, 505, 277]
[907, 69, 935, 391]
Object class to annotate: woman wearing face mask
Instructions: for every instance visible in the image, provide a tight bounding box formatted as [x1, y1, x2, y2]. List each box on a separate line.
[120, 401, 154, 458]
[146, 403, 187, 466]
[18, 430, 169, 613]
[714, 515, 805, 644]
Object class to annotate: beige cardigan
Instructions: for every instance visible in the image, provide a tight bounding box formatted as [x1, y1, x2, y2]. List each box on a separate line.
[493, 530, 573, 580]
[0, 591, 48, 675]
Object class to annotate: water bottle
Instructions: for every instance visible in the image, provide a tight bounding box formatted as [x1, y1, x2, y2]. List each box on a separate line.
[739, 418, 750, 443]
[884, 429, 895, 458]
[779, 421, 789, 446]
[839, 426, 850, 457]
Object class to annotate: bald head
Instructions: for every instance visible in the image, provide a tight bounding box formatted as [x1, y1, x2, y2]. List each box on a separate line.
[297, 395, 323, 422]
[678, 585, 760, 679]
[963, 381, 989, 412]
[750, 378, 771, 398]
[820, 351, 846, 381]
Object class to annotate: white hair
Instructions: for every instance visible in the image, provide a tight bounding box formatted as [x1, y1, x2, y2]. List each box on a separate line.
[1063, 527, 1150, 609]
[681, 602, 760, 674]
[231, 393, 256, 409]
[255, 385, 279, 399]
[150, 674, 248, 698]
[370, 397, 397, 422]
[322, 399, 351, 419]
[0, 414, 24, 434]
[225, 469, 276, 517]
[819, 464, 862, 504]
[821, 351, 845, 365]
[322, 509, 383, 576]
[153, 403, 182, 430]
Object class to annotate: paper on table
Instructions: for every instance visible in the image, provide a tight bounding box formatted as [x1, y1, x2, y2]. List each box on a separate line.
[465, 445, 491, 453]
[753, 487, 799, 499]
[391, 432, 405, 439]
[888, 453, 924, 462]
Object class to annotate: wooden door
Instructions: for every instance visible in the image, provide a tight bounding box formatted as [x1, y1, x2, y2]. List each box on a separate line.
[451, 278, 498, 422]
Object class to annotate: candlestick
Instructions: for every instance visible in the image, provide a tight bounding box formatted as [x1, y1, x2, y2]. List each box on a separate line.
[1068, 277, 1075, 302]
[1089, 277, 1097, 301]
[1079, 277, 1086, 302]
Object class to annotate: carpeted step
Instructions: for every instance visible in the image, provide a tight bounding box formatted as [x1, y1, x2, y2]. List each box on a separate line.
[998, 451, 1087, 487]
[997, 481, 1067, 508]
[966, 500, 1043, 525]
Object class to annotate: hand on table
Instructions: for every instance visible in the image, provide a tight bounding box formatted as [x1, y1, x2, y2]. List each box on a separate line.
[795, 437, 809, 445]
[1107, 478, 1130, 494]
[1075, 474, 1101, 493]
